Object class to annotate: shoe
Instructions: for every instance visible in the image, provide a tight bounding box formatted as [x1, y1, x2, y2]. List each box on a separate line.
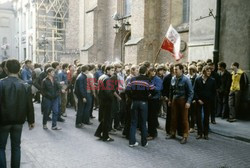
[48, 117, 52, 121]
[228, 118, 236, 122]
[75, 124, 84, 128]
[84, 122, 93, 125]
[43, 125, 48, 130]
[146, 136, 155, 141]
[204, 135, 209, 140]
[129, 142, 139, 147]
[103, 137, 114, 142]
[196, 135, 202, 139]
[61, 113, 67, 117]
[180, 138, 187, 144]
[166, 135, 176, 139]
[109, 129, 117, 135]
[90, 116, 96, 119]
[94, 133, 102, 139]
[57, 117, 65, 122]
[52, 126, 62, 130]
[211, 121, 216, 124]
[142, 142, 148, 147]
[189, 128, 195, 133]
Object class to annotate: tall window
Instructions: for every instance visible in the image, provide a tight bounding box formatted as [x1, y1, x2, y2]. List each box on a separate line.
[183, 0, 190, 23]
[125, 0, 132, 16]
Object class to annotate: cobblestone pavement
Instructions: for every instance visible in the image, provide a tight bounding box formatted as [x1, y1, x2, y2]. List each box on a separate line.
[5, 104, 250, 168]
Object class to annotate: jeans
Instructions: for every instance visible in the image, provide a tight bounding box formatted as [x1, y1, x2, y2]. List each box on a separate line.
[43, 97, 59, 127]
[129, 100, 148, 146]
[0, 125, 23, 168]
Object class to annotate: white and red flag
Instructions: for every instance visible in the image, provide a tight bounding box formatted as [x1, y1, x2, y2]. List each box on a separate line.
[161, 24, 183, 61]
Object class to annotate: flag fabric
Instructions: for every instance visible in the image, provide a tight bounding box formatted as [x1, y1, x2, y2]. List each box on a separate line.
[161, 24, 183, 61]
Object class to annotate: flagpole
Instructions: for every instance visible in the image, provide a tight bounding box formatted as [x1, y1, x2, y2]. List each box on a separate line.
[153, 36, 166, 64]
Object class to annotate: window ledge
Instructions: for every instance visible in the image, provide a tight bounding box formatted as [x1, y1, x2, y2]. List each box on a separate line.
[176, 23, 189, 33]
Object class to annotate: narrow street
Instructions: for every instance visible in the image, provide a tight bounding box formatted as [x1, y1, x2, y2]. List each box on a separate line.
[5, 104, 250, 168]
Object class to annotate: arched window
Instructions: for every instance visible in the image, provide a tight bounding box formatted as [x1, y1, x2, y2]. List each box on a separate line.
[183, 0, 190, 23]
[124, 0, 132, 16]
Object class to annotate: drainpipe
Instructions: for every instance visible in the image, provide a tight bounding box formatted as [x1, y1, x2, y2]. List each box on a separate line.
[213, 0, 221, 71]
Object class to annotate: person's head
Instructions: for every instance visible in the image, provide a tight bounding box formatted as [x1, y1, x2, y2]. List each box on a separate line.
[46, 67, 55, 77]
[197, 62, 204, 73]
[139, 65, 148, 75]
[169, 63, 175, 74]
[114, 63, 122, 73]
[81, 65, 89, 73]
[218, 62, 227, 72]
[101, 64, 106, 73]
[62, 63, 69, 71]
[130, 65, 139, 76]
[148, 67, 156, 77]
[51, 61, 60, 70]
[25, 60, 32, 69]
[6, 59, 21, 74]
[44, 63, 52, 72]
[156, 66, 165, 76]
[202, 65, 212, 77]
[231, 62, 239, 71]
[88, 64, 96, 72]
[142, 61, 150, 70]
[105, 65, 115, 76]
[207, 62, 215, 71]
[74, 59, 79, 66]
[97, 64, 102, 70]
[69, 64, 75, 71]
[206, 59, 213, 64]
[174, 63, 184, 77]
[188, 65, 197, 75]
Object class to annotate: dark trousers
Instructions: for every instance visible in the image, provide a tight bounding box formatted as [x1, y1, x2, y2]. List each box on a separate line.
[75, 98, 86, 125]
[189, 101, 197, 129]
[170, 99, 189, 138]
[148, 99, 161, 137]
[197, 100, 211, 136]
[119, 93, 126, 125]
[129, 100, 148, 146]
[217, 92, 229, 118]
[229, 91, 241, 119]
[110, 98, 120, 130]
[0, 125, 23, 168]
[210, 98, 216, 122]
[82, 93, 93, 124]
[95, 101, 113, 139]
[98, 98, 103, 122]
[122, 98, 132, 139]
[165, 101, 171, 135]
[43, 97, 59, 127]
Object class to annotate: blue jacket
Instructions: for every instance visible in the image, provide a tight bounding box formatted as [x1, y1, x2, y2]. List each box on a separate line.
[94, 69, 103, 82]
[58, 70, 68, 85]
[21, 67, 32, 84]
[169, 74, 194, 104]
[74, 73, 87, 99]
[150, 75, 163, 99]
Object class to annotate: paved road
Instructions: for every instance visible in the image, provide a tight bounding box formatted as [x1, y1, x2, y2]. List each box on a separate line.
[5, 104, 250, 168]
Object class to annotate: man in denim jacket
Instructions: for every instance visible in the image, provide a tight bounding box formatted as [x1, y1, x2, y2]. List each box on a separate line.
[168, 63, 193, 144]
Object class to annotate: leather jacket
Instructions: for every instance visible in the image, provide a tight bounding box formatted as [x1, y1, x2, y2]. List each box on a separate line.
[0, 76, 34, 126]
[41, 77, 61, 100]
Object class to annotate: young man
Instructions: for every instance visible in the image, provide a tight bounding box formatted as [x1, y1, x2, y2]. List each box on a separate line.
[74, 65, 88, 128]
[126, 65, 155, 147]
[168, 63, 193, 144]
[95, 65, 118, 142]
[0, 59, 34, 168]
[228, 62, 249, 122]
[21, 59, 33, 85]
[41, 67, 63, 130]
[194, 66, 216, 140]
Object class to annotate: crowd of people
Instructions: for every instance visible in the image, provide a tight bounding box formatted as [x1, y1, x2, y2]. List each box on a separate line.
[0, 58, 249, 167]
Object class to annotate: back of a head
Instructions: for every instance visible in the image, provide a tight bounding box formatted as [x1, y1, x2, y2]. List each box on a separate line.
[81, 65, 89, 72]
[6, 59, 21, 74]
[51, 61, 59, 69]
[139, 65, 147, 75]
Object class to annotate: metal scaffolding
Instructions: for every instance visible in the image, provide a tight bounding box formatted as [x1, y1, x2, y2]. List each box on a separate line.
[35, 0, 69, 63]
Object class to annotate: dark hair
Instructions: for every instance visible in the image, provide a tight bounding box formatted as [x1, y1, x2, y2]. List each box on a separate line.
[74, 59, 79, 65]
[139, 65, 148, 74]
[51, 61, 60, 69]
[81, 65, 89, 72]
[218, 62, 227, 69]
[44, 63, 52, 72]
[101, 64, 106, 72]
[143, 61, 150, 68]
[232, 62, 239, 68]
[206, 59, 213, 64]
[25, 60, 32, 65]
[202, 65, 211, 74]
[88, 64, 95, 71]
[34, 63, 41, 69]
[97, 64, 102, 70]
[62, 63, 69, 70]
[105, 65, 114, 73]
[6, 59, 21, 74]
[46, 67, 55, 74]
[174, 63, 184, 70]
[156, 66, 165, 72]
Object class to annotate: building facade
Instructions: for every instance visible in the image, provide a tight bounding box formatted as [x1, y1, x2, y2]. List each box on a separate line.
[0, 1, 18, 62]
[78, 0, 190, 64]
